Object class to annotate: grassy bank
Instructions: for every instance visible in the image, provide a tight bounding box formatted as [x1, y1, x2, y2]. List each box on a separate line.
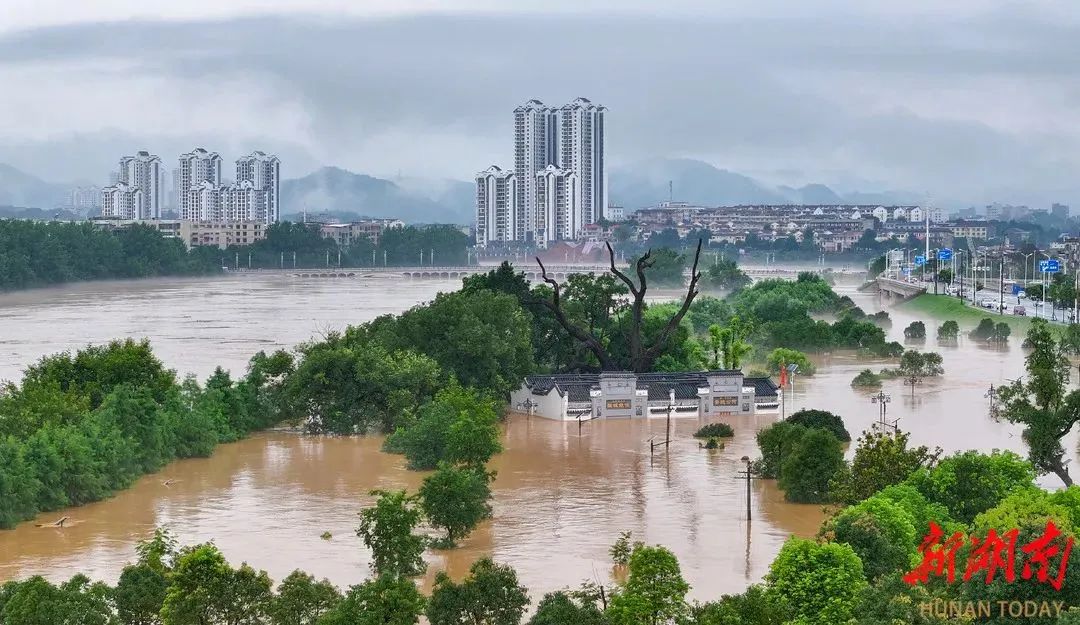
[898, 294, 1036, 333]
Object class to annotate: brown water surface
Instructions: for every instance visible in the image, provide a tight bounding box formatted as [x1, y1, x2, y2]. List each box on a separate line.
[0, 273, 1060, 600]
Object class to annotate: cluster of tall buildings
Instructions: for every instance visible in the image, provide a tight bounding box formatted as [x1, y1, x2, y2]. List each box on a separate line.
[100, 149, 280, 224]
[476, 98, 606, 248]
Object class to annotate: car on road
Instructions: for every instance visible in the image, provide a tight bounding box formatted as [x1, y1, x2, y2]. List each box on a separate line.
[1013, 306, 1026, 316]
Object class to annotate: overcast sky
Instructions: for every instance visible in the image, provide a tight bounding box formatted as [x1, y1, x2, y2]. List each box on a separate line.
[1, 1, 1079, 206]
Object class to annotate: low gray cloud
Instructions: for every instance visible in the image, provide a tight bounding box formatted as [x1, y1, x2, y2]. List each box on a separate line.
[0, 7, 1078, 207]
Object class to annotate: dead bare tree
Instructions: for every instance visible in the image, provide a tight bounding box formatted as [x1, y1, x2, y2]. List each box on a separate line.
[535, 238, 703, 373]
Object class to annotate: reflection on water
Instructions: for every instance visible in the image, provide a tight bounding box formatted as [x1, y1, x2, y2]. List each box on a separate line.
[0, 273, 1063, 600]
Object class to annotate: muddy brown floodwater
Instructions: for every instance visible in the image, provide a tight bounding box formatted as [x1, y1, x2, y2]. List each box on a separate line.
[0, 272, 1066, 601]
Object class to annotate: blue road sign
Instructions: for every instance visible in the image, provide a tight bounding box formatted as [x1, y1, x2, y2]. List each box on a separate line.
[914, 255, 926, 266]
[1047, 259, 1061, 273]
[1040, 260, 1049, 272]
[938, 248, 953, 261]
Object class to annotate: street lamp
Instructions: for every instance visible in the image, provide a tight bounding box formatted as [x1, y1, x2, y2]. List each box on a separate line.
[1040, 253, 1052, 320]
[870, 390, 894, 432]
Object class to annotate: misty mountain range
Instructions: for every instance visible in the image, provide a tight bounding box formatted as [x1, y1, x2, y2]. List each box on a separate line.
[0, 158, 926, 223]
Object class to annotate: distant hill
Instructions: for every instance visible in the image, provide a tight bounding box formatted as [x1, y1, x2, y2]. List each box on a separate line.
[777, 183, 844, 205]
[0, 163, 71, 209]
[611, 158, 921, 209]
[281, 167, 472, 224]
[611, 158, 786, 208]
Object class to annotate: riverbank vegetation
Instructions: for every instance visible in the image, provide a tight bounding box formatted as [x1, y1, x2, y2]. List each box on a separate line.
[0, 219, 221, 291]
[0, 340, 283, 529]
[996, 319, 1080, 487]
[0, 219, 472, 292]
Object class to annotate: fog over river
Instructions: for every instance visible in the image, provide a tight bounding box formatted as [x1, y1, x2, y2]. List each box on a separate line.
[0, 271, 1063, 600]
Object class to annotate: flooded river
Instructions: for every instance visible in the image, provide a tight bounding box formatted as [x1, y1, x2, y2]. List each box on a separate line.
[0, 272, 1054, 600]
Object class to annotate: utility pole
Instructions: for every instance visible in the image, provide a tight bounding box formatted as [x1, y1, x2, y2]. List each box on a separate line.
[737, 456, 754, 521]
[280, 251, 284, 269]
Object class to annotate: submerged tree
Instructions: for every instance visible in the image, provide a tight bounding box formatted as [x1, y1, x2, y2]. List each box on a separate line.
[903, 321, 926, 340]
[936, 320, 959, 341]
[536, 240, 703, 372]
[996, 319, 1079, 486]
[357, 490, 427, 578]
[897, 350, 944, 395]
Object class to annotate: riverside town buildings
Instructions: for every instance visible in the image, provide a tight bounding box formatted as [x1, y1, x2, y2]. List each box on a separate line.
[510, 370, 778, 421]
[102, 148, 280, 225]
[476, 98, 607, 248]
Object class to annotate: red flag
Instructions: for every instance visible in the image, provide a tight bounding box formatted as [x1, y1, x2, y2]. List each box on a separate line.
[779, 366, 787, 388]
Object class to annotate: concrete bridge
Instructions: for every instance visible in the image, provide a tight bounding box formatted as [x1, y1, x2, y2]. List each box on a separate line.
[862, 277, 927, 301]
[285, 265, 610, 281]
[247, 264, 838, 282]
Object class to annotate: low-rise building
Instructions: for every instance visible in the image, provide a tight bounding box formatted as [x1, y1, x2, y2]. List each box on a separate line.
[181, 220, 267, 249]
[91, 218, 266, 249]
[510, 370, 778, 421]
[951, 220, 990, 240]
[316, 219, 404, 247]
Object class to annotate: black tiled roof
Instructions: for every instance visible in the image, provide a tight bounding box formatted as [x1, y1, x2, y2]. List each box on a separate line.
[523, 371, 772, 402]
[744, 377, 779, 399]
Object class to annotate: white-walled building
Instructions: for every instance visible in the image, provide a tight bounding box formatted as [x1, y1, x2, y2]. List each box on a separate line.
[100, 151, 161, 219]
[510, 371, 778, 421]
[475, 165, 517, 246]
[872, 206, 889, 222]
